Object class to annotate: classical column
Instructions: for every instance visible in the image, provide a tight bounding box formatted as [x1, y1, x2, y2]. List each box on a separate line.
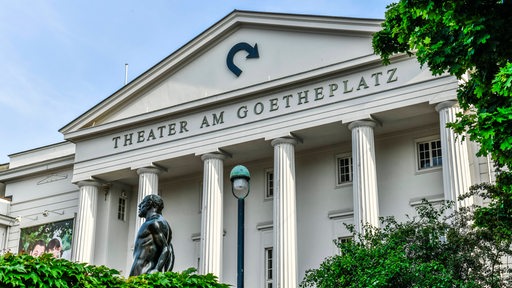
[136, 167, 162, 230]
[199, 153, 226, 279]
[348, 120, 379, 234]
[73, 180, 101, 263]
[435, 101, 473, 209]
[271, 137, 299, 288]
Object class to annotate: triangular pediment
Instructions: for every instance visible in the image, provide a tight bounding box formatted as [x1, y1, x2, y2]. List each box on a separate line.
[60, 11, 382, 139]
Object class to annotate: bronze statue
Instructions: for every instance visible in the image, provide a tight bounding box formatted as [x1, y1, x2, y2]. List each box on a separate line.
[129, 194, 174, 276]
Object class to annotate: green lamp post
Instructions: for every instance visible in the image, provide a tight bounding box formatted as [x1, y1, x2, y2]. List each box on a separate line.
[230, 165, 251, 288]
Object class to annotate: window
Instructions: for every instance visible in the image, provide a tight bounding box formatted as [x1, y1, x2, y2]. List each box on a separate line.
[198, 181, 203, 213]
[417, 139, 442, 170]
[117, 197, 126, 221]
[259, 229, 273, 287]
[265, 169, 274, 199]
[336, 236, 354, 255]
[331, 217, 354, 254]
[336, 154, 353, 185]
[192, 236, 201, 271]
[264, 247, 273, 288]
[336, 236, 353, 245]
[337, 236, 352, 243]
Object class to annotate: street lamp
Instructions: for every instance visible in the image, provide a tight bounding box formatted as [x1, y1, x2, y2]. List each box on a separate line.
[230, 165, 251, 288]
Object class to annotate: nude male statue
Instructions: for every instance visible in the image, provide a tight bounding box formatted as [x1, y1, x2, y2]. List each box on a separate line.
[129, 194, 174, 276]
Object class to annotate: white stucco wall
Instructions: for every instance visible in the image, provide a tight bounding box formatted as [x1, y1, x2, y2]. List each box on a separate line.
[159, 177, 204, 272]
[93, 182, 133, 272]
[4, 167, 78, 253]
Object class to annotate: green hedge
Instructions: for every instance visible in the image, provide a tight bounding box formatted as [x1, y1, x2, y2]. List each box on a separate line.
[0, 253, 229, 288]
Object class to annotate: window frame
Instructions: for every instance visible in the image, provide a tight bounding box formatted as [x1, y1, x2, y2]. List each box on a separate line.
[198, 181, 203, 213]
[117, 196, 127, 221]
[335, 153, 353, 187]
[264, 247, 273, 288]
[264, 168, 274, 200]
[336, 236, 353, 245]
[415, 136, 443, 173]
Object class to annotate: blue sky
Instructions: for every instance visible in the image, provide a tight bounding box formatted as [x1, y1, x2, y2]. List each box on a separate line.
[0, 0, 392, 163]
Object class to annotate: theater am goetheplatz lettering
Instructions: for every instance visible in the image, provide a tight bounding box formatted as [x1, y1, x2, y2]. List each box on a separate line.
[111, 67, 398, 150]
[0, 11, 490, 288]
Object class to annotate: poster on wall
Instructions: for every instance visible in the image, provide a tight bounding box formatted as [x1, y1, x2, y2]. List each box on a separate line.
[18, 218, 74, 260]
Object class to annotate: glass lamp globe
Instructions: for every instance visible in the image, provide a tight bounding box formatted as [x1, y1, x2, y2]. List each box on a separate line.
[232, 177, 249, 199]
[230, 165, 251, 199]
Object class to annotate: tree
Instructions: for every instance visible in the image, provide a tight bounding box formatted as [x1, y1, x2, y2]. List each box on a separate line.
[372, 0, 512, 239]
[300, 201, 512, 288]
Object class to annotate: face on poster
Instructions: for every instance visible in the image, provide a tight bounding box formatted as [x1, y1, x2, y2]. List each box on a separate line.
[18, 218, 74, 260]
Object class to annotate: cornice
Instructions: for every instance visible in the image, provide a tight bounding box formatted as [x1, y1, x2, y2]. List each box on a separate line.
[0, 214, 16, 226]
[0, 155, 75, 183]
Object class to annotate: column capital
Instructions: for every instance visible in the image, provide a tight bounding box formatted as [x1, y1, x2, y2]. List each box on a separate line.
[348, 119, 377, 130]
[435, 100, 458, 112]
[201, 152, 228, 162]
[76, 180, 102, 189]
[136, 166, 164, 176]
[271, 137, 299, 147]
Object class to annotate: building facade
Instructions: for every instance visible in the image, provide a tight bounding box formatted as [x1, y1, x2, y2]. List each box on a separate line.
[0, 11, 493, 287]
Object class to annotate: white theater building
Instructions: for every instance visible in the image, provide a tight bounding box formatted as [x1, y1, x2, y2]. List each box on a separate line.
[0, 11, 492, 287]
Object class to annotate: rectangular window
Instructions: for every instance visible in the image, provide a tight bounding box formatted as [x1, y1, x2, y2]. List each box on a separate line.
[191, 234, 201, 271]
[336, 236, 353, 255]
[198, 181, 203, 213]
[265, 169, 274, 199]
[417, 139, 442, 170]
[264, 247, 273, 288]
[117, 197, 126, 221]
[337, 236, 353, 245]
[336, 154, 353, 185]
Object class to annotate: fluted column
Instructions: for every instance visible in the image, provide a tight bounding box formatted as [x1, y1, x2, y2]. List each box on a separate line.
[136, 167, 162, 230]
[348, 120, 379, 234]
[199, 153, 226, 279]
[271, 137, 298, 288]
[73, 180, 101, 263]
[436, 101, 473, 209]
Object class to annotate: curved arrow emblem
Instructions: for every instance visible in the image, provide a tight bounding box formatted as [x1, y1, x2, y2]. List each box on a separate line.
[226, 42, 259, 77]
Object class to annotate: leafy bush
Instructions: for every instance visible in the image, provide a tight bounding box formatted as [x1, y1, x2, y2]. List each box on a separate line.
[301, 201, 512, 288]
[125, 268, 229, 288]
[0, 253, 122, 287]
[0, 253, 228, 288]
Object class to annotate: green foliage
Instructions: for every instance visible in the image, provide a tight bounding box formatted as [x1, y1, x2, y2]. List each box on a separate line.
[373, 0, 512, 239]
[373, 1, 511, 78]
[125, 268, 229, 288]
[0, 253, 229, 288]
[469, 179, 512, 240]
[301, 201, 512, 288]
[0, 253, 123, 288]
